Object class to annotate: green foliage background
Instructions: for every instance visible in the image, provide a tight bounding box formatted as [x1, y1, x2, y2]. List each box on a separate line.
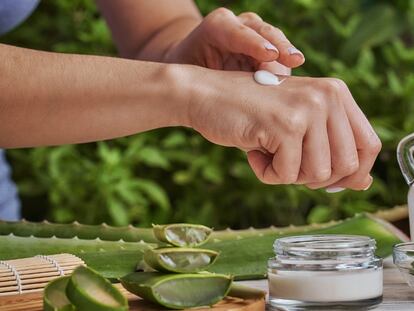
[2, 0, 414, 228]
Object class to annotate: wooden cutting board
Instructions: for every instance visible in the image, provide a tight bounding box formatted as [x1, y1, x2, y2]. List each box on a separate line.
[0, 284, 265, 311]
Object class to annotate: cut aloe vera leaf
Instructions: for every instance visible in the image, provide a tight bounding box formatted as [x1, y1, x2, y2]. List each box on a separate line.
[143, 247, 219, 273]
[43, 276, 75, 311]
[227, 284, 266, 300]
[66, 266, 128, 311]
[152, 223, 212, 247]
[121, 272, 232, 309]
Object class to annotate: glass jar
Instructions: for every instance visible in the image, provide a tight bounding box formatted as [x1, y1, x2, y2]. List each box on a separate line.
[268, 235, 383, 309]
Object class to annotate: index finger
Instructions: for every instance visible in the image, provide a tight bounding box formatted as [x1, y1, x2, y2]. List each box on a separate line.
[204, 8, 279, 62]
[238, 12, 305, 68]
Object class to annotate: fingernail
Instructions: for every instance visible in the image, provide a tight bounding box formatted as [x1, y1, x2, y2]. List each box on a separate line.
[288, 47, 304, 57]
[264, 42, 279, 53]
[364, 176, 374, 191]
[326, 187, 346, 193]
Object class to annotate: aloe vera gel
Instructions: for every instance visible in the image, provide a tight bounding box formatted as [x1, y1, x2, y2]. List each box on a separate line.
[268, 235, 383, 308]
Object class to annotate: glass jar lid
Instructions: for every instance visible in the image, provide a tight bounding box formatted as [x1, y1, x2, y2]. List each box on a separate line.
[272, 235, 378, 270]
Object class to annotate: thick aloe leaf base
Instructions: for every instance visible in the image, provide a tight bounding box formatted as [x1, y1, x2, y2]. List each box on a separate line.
[121, 272, 232, 309]
[66, 266, 128, 311]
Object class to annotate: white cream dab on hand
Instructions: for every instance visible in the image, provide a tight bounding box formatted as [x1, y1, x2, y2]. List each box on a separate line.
[254, 70, 283, 86]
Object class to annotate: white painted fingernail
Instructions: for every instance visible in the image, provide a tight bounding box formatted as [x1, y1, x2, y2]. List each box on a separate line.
[264, 42, 278, 53]
[364, 178, 374, 191]
[326, 187, 345, 193]
[288, 47, 304, 57]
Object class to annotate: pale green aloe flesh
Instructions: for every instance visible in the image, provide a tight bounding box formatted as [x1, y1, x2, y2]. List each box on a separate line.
[153, 224, 212, 247]
[121, 272, 232, 309]
[143, 248, 219, 273]
[0, 214, 403, 280]
[43, 276, 75, 311]
[66, 266, 128, 311]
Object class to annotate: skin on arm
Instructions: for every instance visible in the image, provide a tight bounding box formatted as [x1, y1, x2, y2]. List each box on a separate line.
[96, 0, 202, 61]
[0, 44, 191, 147]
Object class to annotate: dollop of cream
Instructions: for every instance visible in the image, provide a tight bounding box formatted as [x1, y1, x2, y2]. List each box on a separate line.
[254, 70, 283, 86]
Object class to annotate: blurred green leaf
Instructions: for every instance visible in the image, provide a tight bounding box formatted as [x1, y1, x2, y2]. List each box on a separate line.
[137, 147, 170, 169]
[133, 179, 170, 211]
[107, 199, 129, 226]
[341, 4, 403, 59]
[307, 205, 336, 224]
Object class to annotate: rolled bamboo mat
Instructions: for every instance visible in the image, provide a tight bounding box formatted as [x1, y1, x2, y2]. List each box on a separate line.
[0, 253, 84, 296]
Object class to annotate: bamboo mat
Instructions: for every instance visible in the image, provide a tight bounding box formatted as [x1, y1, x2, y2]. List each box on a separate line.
[0, 254, 84, 296]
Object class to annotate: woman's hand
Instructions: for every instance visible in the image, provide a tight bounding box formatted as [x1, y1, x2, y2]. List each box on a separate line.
[185, 67, 381, 191]
[165, 8, 304, 75]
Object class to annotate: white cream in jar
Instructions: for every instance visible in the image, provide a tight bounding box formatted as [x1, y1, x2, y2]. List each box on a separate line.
[268, 235, 383, 308]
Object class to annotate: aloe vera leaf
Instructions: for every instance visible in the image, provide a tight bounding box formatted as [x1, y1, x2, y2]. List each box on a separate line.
[121, 272, 232, 309]
[227, 284, 266, 300]
[143, 248, 219, 273]
[66, 266, 128, 311]
[43, 276, 75, 311]
[80, 250, 148, 280]
[206, 214, 402, 279]
[153, 223, 212, 247]
[0, 219, 156, 242]
[0, 214, 403, 280]
[0, 234, 154, 260]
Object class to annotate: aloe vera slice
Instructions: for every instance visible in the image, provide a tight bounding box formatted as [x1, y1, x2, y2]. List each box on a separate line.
[153, 223, 212, 247]
[121, 272, 232, 309]
[43, 276, 75, 311]
[66, 266, 128, 311]
[143, 247, 219, 273]
[228, 284, 266, 300]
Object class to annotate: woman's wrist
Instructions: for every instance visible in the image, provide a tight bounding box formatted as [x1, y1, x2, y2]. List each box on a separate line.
[160, 63, 216, 129]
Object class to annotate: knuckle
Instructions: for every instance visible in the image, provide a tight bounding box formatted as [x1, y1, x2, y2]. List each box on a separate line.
[259, 23, 274, 34]
[334, 160, 359, 176]
[366, 136, 382, 156]
[306, 93, 327, 115]
[279, 173, 298, 184]
[210, 7, 233, 19]
[311, 168, 332, 183]
[271, 26, 284, 37]
[281, 111, 307, 135]
[317, 78, 348, 97]
[239, 12, 262, 22]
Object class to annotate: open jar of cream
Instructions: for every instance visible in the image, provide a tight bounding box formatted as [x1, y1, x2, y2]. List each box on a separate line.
[268, 235, 383, 309]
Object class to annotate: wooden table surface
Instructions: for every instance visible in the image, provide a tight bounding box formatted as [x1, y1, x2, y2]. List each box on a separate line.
[238, 258, 414, 310]
[1, 258, 413, 310]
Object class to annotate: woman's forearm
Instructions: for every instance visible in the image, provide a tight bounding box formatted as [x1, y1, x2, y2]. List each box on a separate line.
[96, 0, 202, 62]
[0, 44, 191, 148]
